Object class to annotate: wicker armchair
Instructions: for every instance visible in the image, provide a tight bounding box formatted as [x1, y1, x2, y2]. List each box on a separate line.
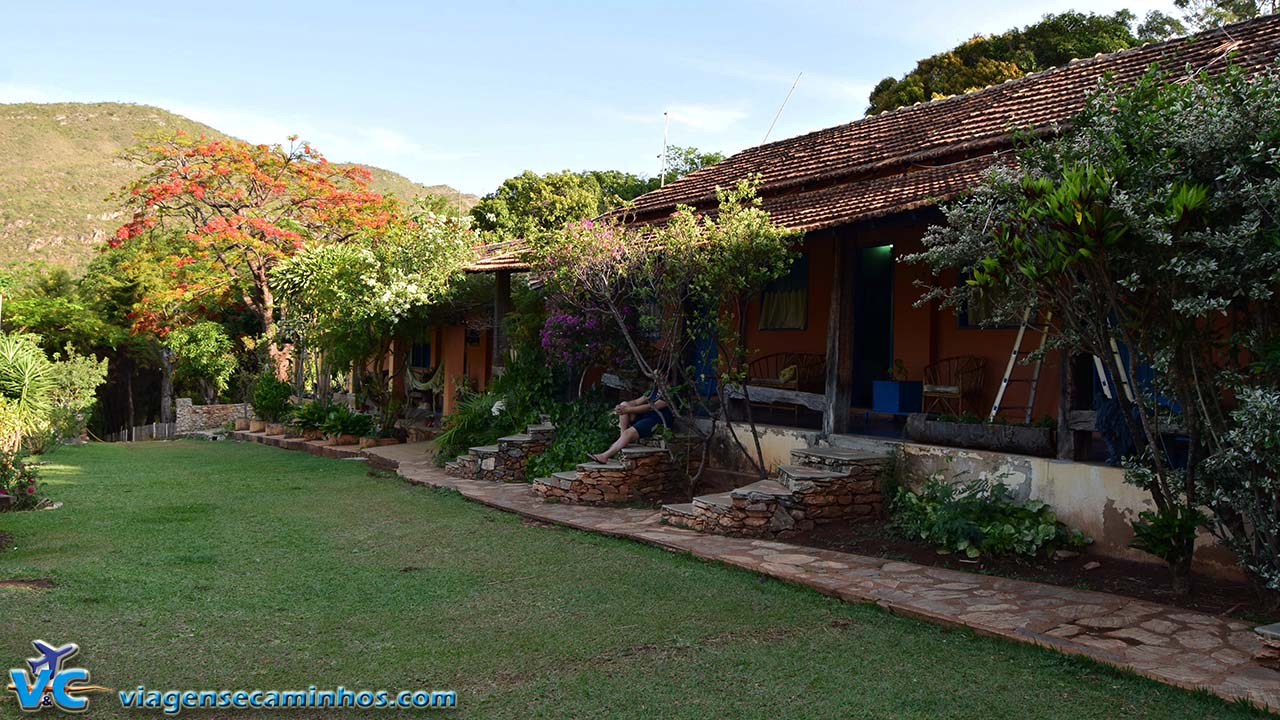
[922, 356, 986, 416]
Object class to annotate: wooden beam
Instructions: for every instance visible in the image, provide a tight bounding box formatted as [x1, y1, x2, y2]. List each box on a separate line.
[723, 384, 828, 413]
[823, 233, 855, 435]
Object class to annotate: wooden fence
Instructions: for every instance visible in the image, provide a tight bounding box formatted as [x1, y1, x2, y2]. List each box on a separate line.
[102, 422, 177, 442]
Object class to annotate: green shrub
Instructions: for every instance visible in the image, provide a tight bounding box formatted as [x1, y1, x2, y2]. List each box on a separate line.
[320, 405, 375, 438]
[251, 373, 294, 423]
[1128, 505, 1205, 584]
[526, 396, 617, 479]
[1202, 387, 1280, 607]
[291, 399, 335, 432]
[434, 390, 530, 465]
[892, 474, 1090, 559]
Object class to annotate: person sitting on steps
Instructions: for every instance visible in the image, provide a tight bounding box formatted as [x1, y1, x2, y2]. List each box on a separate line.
[587, 387, 673, 463]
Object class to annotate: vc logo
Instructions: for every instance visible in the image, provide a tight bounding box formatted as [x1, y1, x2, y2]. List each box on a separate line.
[7, 641, 109, 713]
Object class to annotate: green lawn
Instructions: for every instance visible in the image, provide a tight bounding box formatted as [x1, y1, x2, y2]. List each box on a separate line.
[0, 441, 1266, 719]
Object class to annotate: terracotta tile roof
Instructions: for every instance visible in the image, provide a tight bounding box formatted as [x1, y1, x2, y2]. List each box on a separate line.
[466, 15, 1280, 272]
[464, 239, 529, 273]
[623, 15, 1280, 229]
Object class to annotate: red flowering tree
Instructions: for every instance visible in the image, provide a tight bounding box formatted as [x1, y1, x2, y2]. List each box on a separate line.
[115, 133, 399, 377]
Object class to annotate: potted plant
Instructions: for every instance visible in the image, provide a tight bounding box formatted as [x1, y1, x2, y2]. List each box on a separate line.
[252, 373, 294, 435]
[872, 359, 923, 415]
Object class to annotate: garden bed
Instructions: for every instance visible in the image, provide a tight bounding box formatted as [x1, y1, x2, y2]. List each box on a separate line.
[794, 519, 1279, 623]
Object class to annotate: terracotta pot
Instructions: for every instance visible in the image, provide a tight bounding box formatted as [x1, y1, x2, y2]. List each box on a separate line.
[303, 429, 324, 441]
[334, 433, 358, 446]
[358, 436, 378, 449]
[265, 422, 285, 436]
[283, 427, 303, 439]
[248, 419, 266, 433]
[234, 418, 250, 431]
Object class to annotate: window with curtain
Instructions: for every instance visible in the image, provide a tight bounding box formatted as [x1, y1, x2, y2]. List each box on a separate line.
[758, 255, 808, 330]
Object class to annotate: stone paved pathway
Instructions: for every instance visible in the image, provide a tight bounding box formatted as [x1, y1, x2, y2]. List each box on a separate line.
[359, 442, 1280, 712]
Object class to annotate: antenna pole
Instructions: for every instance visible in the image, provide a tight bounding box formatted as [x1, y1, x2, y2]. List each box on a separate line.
[763, 72, 802, 144]
[661, 111, 669, 187]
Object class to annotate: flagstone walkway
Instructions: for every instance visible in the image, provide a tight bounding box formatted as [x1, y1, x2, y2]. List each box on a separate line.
[332, 439, 1280, 712]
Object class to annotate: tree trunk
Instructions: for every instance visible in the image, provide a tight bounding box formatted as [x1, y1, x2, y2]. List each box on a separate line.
[1169, 553, 1194, 596]
[159, 347, 174, 424]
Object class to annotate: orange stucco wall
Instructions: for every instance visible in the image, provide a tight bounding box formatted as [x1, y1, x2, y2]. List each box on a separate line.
[742, 234, 834, 358]
[440, 323, 493, 415]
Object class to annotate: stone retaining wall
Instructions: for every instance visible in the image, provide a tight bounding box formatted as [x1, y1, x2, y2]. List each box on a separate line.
[176, 398, 251, 434]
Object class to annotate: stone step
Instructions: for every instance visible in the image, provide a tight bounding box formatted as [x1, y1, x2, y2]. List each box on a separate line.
[532, 471, 578, 491]
[692, 491, 734, 512]
[469, 445, 500, 455]
[729, 479, 793, 501]
[619, 446, 669, 457]
[790, 446, 885, 465]
[661, 501, 696, 518]
[660, 502, 699, 530]
[777, 463, 847, 491]
[576, 461, 627, 472]
[497, 434, 532, 444]
[526, 423, 555, 434]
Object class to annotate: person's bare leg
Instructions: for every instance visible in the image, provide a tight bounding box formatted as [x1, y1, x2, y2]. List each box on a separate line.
[591, 427, 638, 463]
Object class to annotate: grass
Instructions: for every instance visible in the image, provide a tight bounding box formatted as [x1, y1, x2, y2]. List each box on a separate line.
[0, 441, 1269, 719]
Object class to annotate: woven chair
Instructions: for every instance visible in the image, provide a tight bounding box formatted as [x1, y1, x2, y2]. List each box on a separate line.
[922, 356, 986, 416]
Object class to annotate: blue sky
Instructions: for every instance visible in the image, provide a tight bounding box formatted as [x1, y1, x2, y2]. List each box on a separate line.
[1, 0, 1176, 196]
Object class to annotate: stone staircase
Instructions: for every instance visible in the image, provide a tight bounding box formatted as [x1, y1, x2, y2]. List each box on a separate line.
[531, 445, 683, 505]
[444, 423, 555, 482]
[661, 446, 889, 539]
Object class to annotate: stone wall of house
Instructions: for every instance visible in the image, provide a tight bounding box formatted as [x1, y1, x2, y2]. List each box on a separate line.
[176, 398, 251, 434]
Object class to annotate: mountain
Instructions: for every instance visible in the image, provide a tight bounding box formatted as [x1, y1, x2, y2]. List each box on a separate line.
[0, 102, 478, 273]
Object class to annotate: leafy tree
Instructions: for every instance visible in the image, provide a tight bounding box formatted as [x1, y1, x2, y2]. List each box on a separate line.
[472, 149, 725, 237]
[907, 64, 1280, 595]
[47, 345, 109, 443]
[659, 146, 725, 186]
[470, 170, 602, 239]
[533, 179, 797, 489]
[866, 11, 1181, 115]
[271, 209, 475, 416]
[164, 321, 237, 404]
[1174, 0, 1277, 30]
[115, 133, 399, 378]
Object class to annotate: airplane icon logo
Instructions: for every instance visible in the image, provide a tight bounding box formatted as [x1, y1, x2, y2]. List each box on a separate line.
[27, 641, 79, 676]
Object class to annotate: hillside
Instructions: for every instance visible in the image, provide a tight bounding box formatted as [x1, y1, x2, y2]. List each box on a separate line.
[0, 102, 477, 273]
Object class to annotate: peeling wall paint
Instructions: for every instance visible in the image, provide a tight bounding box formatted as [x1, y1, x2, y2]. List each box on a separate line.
[899, 442, 1241, 580]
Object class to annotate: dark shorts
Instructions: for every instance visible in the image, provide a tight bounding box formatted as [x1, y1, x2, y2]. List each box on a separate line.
[632, 411, 671, 439]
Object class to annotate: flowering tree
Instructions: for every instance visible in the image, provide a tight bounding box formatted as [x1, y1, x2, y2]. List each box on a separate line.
[270, 209, 476, 415]
[908, 64, 1280, 595]
[115, 133, 398, 378]
[534, 179, 797, 489]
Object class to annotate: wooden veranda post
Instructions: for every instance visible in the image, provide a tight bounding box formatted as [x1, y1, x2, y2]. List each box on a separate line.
[823, 237, 855, 435]
[493, 269, 512, 376]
